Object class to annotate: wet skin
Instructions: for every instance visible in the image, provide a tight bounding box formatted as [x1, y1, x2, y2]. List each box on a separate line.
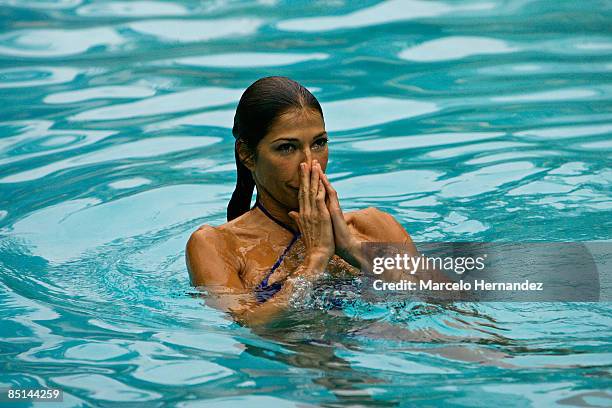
[185, 109, 513, 401]
[186, 108, 419, 326]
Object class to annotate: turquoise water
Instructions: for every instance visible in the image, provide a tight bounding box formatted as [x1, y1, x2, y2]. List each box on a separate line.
[1, 0, 611, 406]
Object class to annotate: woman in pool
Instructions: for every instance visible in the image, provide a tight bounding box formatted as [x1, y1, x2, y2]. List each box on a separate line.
[186, 76, 419, 326]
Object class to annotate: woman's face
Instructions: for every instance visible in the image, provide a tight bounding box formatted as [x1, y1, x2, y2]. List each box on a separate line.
[250, 108, 328, 210]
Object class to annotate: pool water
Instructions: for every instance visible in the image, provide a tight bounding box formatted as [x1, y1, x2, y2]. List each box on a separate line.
[1, 0, 611, 406]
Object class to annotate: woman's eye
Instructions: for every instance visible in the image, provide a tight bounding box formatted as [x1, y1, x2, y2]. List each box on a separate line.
[277, 144, 295, 153]
[313, 138, 328, 149]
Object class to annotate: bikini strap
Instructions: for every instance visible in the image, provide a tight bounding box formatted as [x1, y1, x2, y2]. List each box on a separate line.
[258, 233, 300, 288]
[254, 196, 300, 236]
[253, 196, 301, 295]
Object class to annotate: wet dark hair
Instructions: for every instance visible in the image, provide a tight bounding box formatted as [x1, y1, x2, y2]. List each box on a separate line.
[227, 76, 324, 221]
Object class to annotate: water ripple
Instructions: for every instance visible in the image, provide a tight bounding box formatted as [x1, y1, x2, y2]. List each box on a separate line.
[1, 0, 610, 406]
[324, 97, 439, 132]
[128, 18, 263, 43]
[45, 85, 155, 104]
[69, 87, 242, 121]
[174, 52, 329, 68]
[399, 36, 518, 62]
[76, 1, 189, 17]
[132, 360, 233, 386]
[277, 0, 494, 32]
[1, 136, 221, 183]
[0, 27, 126, 58]
[0, 67, 79, 88]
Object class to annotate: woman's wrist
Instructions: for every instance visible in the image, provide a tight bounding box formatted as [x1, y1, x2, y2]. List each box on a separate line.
[336, 238, 365, 269]
[287, 251, 330, 283]
[305, 250, 332, 267]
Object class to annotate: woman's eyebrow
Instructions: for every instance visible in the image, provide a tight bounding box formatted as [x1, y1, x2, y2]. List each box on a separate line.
[271, 132, 328, 143]
[272, 137, 299, 142]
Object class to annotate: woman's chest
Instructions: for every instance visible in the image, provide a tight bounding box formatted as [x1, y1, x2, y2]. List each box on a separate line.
[238, 237, 357, 289]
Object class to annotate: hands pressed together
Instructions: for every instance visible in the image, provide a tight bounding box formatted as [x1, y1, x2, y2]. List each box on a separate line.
[288, 160, 361, 269]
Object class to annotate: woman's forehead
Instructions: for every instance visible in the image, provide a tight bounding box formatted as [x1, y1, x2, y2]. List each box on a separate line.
[266, 109, 325, 139]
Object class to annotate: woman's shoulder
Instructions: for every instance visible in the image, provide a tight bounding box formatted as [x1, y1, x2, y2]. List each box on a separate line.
[187, 210, 257, 250]
[186, 224, 233, 264]
[345, 206, 393, 225]
[345, 206, 410, 242]
[186, 219, 248, 286]
[188, 219, 243, 247]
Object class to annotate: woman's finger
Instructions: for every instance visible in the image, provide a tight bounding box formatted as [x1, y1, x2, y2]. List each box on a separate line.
[320, 173, 349, 239]
[315, 179, 328, 215]
[299, 162, 310, 215]
[309, 160, 320, 211]
[320, 172, 341, 214]
[288, 211, 301, 231]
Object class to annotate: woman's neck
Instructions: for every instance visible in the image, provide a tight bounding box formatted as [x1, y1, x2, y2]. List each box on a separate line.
[254, 190, 299, 234]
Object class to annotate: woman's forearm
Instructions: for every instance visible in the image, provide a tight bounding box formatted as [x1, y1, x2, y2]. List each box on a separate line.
[336, 238, 368, 270]
[234, 253, 330, 326]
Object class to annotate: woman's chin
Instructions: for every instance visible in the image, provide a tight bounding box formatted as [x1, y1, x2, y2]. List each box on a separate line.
[286, 198, 299, 211]
[286, 189, 299, 208]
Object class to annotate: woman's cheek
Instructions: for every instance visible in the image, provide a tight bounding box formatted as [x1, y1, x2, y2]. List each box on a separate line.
[277, 161, 299, 182]
[317, 150, 329, 167]
[258, 163, 290, 186]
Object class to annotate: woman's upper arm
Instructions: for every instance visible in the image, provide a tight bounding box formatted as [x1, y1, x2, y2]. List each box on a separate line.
[185, 226, 289, 326]
[185, 225, 244, 289]
[355, 207, 418, 253]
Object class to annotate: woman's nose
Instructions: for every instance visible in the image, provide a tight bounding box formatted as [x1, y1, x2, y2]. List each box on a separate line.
[300, 147, 313, 164]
